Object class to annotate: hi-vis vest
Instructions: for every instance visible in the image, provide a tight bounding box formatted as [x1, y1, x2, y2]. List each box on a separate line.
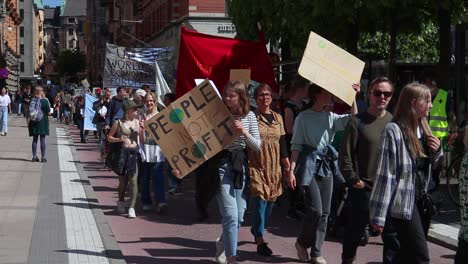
[429, 89, 449, 138]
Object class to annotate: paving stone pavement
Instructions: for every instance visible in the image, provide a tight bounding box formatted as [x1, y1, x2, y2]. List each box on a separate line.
[0, 115, 461, 264]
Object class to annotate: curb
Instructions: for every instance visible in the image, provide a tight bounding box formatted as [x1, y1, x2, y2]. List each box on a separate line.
[428, 221, 458, 251]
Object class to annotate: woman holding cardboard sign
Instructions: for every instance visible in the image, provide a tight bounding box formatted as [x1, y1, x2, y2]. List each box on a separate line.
[287, 83, 360, 264]
[248, 83, 290, 256]
[173, 81, 261, 264]
[139, 92, 168, 213]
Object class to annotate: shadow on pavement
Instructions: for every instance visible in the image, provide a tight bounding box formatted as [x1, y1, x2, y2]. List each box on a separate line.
[54, 202, 115, 210]
[0, 157, 33, 162]
[56, 249, 125, 260]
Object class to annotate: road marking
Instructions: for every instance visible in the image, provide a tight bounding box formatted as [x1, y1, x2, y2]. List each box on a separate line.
[57, 128, 110, 264]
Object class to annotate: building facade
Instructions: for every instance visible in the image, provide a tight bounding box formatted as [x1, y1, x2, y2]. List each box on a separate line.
[42, 6, 60, 82]
[1, 0, 20, 90]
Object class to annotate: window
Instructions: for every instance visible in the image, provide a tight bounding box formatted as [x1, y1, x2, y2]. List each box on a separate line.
[68, 17, 75, 24]
[20, 44, 24, 55]
[69, 40, 74, 48]
[20, 27, 24, 37]
[43, 41, 46, 47]
[68, 28, 74, 36]
[20, 62, 24, 72]
[20, 9, 24, 20]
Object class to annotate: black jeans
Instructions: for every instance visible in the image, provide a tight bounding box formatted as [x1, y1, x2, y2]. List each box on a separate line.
[455, 238, 468, 264]
[382, 217, 400, 264]
[342, 188, 371, 260]
[297, 176, 333, 257]
[392, 204, 430, 264]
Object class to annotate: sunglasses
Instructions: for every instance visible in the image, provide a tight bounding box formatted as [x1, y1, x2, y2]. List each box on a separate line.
[372, 91, 393, 98]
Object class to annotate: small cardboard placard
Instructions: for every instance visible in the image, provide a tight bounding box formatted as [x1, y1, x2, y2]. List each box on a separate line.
[144, 79, 240, 177]
[230, 69, 251, 85]
[298, 31, 365, 106]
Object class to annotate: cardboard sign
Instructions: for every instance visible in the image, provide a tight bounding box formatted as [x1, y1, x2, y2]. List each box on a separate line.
[230, 69, 251, 85]
[144, 79, 240, 177]
[298, 31, 365, 106]
[81, 79, 90, 89]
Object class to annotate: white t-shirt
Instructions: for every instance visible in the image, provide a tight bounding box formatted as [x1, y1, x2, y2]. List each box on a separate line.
[0, 95, 11, 107]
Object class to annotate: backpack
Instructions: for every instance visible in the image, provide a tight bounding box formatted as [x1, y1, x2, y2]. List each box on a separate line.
[29, 98, 44, 122]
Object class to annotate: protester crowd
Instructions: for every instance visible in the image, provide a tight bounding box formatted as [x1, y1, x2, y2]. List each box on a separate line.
[6, 72, 467, 264]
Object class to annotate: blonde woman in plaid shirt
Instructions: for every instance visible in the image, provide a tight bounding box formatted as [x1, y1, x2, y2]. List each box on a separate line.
[369, 83, 442, 264]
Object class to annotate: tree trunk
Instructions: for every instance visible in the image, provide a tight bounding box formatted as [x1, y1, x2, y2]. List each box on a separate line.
[438, 7, 451, 90]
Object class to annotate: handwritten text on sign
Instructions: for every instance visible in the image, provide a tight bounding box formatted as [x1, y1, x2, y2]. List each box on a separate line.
[144, 80, 239, 177]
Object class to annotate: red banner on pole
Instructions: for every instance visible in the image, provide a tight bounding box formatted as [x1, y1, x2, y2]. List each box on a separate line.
[175, 27, 277, 98]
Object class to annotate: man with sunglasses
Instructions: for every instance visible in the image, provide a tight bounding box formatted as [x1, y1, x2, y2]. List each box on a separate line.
[339, 77, 398, 264]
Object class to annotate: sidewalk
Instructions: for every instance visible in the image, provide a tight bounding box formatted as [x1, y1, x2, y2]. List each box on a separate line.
[66, 122, 458, 263]
[0, 116, 124, 264]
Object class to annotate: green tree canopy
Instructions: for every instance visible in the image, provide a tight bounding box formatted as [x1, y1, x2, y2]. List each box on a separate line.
[56, 49, 86, 77]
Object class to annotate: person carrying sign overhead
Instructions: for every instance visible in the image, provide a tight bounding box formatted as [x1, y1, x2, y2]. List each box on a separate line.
[173, 81, 261, 264]
[287, 82, 360, 264]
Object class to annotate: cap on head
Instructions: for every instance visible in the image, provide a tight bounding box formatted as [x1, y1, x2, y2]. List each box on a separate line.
[122, 99, 141, 112]
[135, 89, 146, 98]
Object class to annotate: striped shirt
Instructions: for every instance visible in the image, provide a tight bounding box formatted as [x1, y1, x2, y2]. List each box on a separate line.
[369, 123, 442, 227]
[226, 111, 262, 152]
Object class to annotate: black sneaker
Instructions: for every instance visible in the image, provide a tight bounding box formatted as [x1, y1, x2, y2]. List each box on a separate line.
[41, 158, 47, 163]
[257, 243, 273, 256]
[32, 157, 39, 162]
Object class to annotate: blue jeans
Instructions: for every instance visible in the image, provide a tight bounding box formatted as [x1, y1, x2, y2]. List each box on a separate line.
[96, 123, 105, 154]
[140, 162, 165, 205]
[250, 196, 274, 237]
[17, 103, 22, 115]
[166, 162, 181, 191]
[216, 159, 246, 258]
[0, 106, 8, 133]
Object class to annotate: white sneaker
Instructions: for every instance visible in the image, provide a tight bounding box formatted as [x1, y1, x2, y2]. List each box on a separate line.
[311, 256, 326, 264]
[215, 237, 226, 264]
[295, 241, 310, 262]
[128, 208, 136, 218]
[117, 201, 126, 214]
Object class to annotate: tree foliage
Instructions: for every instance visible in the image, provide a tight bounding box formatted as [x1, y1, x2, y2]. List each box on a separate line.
[229, 0, 467, 62]
[56, 49, 86, 77]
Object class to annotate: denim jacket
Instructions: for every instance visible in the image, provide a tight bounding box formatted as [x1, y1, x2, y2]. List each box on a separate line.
[295, 144, 343, 187]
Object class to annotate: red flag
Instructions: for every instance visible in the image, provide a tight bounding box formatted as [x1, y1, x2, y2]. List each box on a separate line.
[175, 27, 277, 98]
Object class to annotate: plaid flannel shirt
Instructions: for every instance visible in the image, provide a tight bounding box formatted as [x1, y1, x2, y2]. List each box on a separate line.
[369, 123, 442, 227]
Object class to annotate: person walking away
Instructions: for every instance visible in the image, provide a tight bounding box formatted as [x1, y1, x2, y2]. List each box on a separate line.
[107, 99, 144, 218]
[75, 96, 89, 143]
[248, 83, 290, 256]
[369, 83, 442, 264]
[0, 87, 11, 136]
[283, 76, 309, 220]
[15, 89, 23, 116]
[23, 86, 32, 122]
[139, 92, 167, 213]
[339, 77, 397, 264]
[287, 82, 360, 264]
[28, 86, 50, 162]
[455, 125, 468, 263]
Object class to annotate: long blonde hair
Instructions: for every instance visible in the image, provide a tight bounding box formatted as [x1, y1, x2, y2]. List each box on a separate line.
[223, 81, 250, 117]
[393, 83, 432, 158]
